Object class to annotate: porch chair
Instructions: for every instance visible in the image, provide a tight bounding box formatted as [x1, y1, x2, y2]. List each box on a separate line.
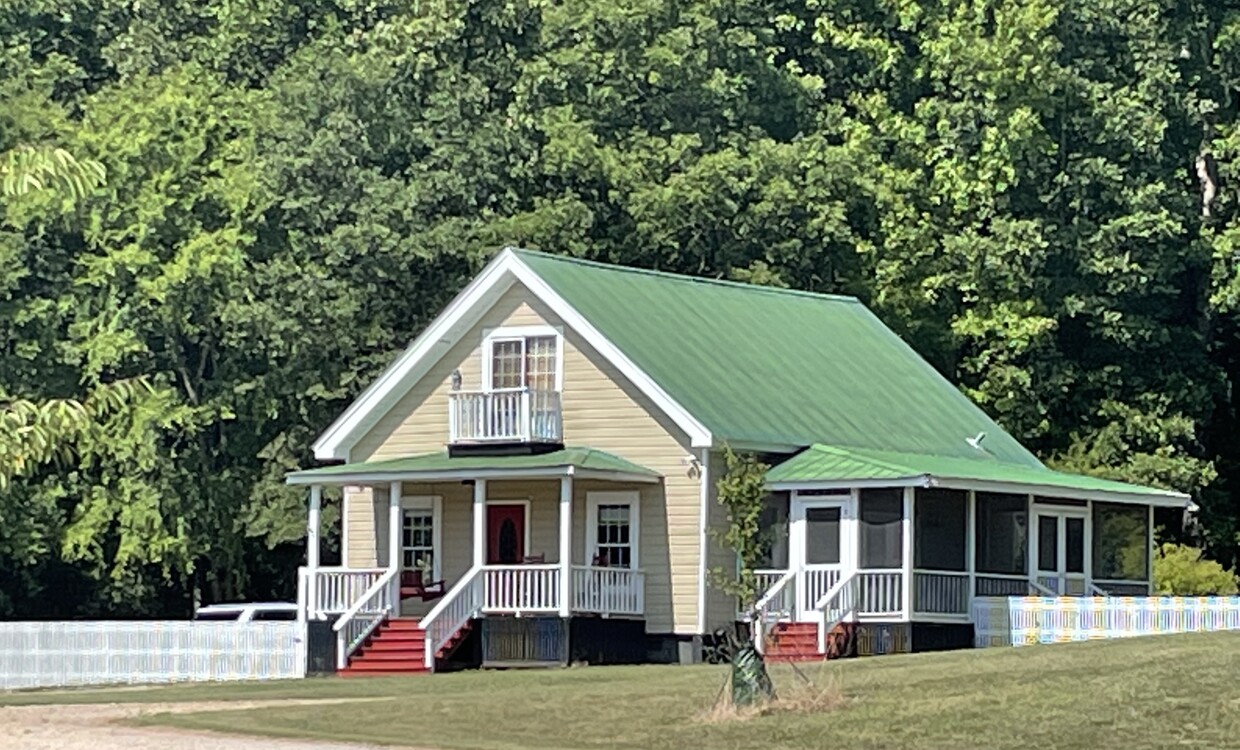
[400, 569, 446, 602]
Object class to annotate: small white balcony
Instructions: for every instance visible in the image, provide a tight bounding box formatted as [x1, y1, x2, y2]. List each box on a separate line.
[448, 388, 563, 444]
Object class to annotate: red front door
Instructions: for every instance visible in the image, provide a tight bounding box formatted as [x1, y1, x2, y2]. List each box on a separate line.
[487, 504, 526, 564]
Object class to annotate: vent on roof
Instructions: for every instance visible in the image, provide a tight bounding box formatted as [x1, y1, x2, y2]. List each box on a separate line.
[966, 431, 988, 452]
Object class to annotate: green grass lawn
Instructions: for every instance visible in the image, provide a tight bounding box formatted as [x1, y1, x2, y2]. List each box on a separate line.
[7, 632, 1240, 749]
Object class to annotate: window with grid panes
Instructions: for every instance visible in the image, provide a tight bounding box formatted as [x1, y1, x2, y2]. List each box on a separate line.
[402, 509, 435, 573]
[489, 336, 557, 390]
[595, 504, 633, 568]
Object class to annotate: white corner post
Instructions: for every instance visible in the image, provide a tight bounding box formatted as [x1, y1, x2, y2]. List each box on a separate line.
[901, 487, 914, 620]
[1147, 503, 1155, 595]
[389, 481, 402, 612]
[559, 472, 573, 617]
[473, 479, 487, 568]
[307, 484, 322, 620]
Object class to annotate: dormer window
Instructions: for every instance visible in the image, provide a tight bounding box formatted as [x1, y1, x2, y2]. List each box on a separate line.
[484, 326, 562, 392]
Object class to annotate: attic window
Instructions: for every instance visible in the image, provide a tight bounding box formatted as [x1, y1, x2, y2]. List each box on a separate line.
[483, 325, 562, 392]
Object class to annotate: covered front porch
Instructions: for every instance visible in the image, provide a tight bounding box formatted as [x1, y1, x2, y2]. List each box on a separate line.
[288, 448, 657, 670]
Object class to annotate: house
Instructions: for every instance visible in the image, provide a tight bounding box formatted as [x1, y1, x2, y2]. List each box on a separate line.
[288, 247, 1188, 674]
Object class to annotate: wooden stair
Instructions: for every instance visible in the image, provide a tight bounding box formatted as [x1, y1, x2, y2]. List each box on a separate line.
[340, 617, 472, 677]
[763, 621, 856, 663]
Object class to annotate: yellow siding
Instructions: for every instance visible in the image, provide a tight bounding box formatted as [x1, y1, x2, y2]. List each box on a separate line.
[703, 451, 739, 631]
[344, 486, 378, 568]
[351, 283, 703, 634]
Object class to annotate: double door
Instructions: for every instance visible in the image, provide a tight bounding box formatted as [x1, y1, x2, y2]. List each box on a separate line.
[1031, 506, 1088, 595]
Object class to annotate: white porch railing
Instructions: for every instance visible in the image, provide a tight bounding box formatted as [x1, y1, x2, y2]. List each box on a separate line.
[331, 568, 398, 669]
[310, 567, 386, 616]
[448, 388, 562, 443]
[857, 569, 903, 616]
[483, 564, 561, 613]
[421, 566, 484, 670]
[803, 566, 842, 613]
[749, 568, 798, 654]
[913, 570, 970, 615]
[571, 566, 645, 616]
[814, 572, 858, 653]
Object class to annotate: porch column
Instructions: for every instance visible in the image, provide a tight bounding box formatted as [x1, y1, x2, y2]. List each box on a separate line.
[966, 491, 976, 608]
[307, 484, 322, 619]
[388, 481, 402, 610]
[559, 473, 573, 617]
[901, 487, 914, 618]
[473, 479, 487, 568]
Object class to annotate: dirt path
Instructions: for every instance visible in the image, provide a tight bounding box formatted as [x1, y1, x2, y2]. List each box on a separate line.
[0, 699, 403, 750]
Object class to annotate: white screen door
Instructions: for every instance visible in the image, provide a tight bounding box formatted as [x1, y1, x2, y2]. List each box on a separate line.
[790, 495, 854, 620]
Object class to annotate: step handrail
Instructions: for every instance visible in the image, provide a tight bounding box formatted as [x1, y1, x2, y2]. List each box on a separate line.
[814, 570, 858, 655]
[746, 567, 798, 654]
[332, 566, 398, 669]
[420, 565, 483, 670]
[1028, 578, 1057, 597]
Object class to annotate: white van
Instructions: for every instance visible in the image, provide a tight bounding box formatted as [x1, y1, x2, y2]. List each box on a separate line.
[193, 602, 299, 622]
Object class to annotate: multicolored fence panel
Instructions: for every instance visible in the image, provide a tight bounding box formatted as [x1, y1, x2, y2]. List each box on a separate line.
[972, 596, 1240, 648]
[0, 621, 306, 690]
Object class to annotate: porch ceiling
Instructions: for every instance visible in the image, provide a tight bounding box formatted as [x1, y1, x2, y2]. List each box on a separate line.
[765, 444, 1190, 507]
[285, 446, 661, 486]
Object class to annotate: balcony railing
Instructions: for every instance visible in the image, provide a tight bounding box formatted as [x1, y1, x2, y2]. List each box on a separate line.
[448, 388, 563, 444]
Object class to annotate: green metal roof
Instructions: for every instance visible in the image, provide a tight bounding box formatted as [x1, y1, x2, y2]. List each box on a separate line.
[764, 444, 1188, 504]
[286, 447, 660, 485]
[514, 249, 1041, 466]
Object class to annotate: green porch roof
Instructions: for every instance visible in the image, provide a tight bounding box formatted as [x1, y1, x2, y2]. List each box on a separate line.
[286, 447, 661, 485]
[515, 249, 1040, 465]
[764, 444, 1188, 506]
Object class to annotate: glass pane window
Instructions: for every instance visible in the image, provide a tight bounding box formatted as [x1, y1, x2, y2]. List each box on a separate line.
[402, 510, 435, 574]
[490, 340, 524, 389]
[1037, 515, 1058, 571]
[526, 336, 557, 391]
[1066, 518, 1085, 574]
[595, 504, 633, 568]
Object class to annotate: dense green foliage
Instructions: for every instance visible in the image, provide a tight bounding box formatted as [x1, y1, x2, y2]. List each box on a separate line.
[3, 0, 1240, 615]
[711, 446, 770, 608]
[1154, 543, 1240, 595]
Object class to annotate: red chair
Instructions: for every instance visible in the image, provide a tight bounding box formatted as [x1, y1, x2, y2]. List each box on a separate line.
[400, 569, 446, 602]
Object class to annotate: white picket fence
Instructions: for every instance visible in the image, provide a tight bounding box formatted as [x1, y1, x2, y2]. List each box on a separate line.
[0, 621, 306, 690]
[973, 596, 1240, 648]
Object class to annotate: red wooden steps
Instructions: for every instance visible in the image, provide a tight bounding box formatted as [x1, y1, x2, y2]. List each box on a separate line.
[340, 617, 473, 677]
[340, 617, 430, 677]
[762, 622, 854, 663]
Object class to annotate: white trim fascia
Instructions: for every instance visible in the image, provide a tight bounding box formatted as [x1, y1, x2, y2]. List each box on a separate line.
[930, 478, 1189, 508]
[768, 475, 1188, 508]
[505, 254, 713, 448]
[585, 490, 641, 568]
[696, 448, 710, 635]
[288, 466, 662, 486]
[312, 255, 520, 460]
[313, 247, 713, 460]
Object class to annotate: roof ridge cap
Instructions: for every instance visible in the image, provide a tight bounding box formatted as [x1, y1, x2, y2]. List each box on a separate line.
[511, 247, 862, 305]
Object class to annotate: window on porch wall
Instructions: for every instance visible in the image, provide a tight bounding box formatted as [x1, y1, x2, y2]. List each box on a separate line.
[595, 505, 633, 568]
[975, 493, 1028, 574]
[402, 509, 435, 575]
[913, 488, 966, 571]
[1092, 502, 1149, 580]
[490, 336, 557, 390]
[859, 489, 903, 568]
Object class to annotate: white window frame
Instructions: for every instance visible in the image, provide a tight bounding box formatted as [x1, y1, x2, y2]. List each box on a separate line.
[480, 324, 564, 393]
[400, 496, 443, 579]
[585, 491, 641, 569]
